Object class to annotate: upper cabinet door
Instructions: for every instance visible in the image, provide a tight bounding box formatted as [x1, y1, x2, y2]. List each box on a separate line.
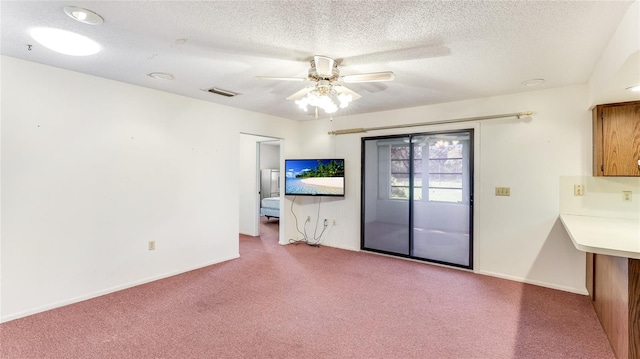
[593, 101, 640, 177]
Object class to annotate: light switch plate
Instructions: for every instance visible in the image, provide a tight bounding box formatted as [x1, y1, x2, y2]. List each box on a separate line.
[495, 187, 510, 196]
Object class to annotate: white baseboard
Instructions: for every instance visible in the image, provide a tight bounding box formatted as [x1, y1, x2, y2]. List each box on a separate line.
[292, 242, 588, 296]
[477, 270, 588, 295]
[320, 242, 360, 251]
[0, 254, 240, 323]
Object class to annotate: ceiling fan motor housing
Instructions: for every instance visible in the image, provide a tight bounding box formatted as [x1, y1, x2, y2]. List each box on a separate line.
[309, 56, 340, 82]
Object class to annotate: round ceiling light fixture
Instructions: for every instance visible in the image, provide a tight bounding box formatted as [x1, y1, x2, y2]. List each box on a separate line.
[147, 72, 175, 80]
[30, 27, 101, 56]
[63, 6, 104, 25]
[521, 79, 546, 87]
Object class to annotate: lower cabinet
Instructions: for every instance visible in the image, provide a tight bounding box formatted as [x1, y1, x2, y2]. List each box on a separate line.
[587, 253, 640, 359]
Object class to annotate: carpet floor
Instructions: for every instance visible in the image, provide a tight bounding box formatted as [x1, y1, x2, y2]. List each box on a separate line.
[0, 218, 614, 358]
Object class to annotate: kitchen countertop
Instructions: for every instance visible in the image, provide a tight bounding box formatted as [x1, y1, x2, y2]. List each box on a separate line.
[560, 214, 640, 259]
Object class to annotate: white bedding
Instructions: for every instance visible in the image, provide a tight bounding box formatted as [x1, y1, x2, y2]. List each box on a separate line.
[261, 197, 280, 210]
[260, 197, 280, 219]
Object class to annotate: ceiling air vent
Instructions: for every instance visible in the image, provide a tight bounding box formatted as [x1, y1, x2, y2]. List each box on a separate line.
[205, 87, 240, 97]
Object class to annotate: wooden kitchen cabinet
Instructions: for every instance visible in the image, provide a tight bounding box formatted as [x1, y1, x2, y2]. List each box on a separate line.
[592, 101, 640, 177]
[586, 253, 640, 359]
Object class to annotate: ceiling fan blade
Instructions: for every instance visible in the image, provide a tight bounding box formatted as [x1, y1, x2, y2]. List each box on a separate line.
[314, 55, 335, 77]
[333, 85, 362, 101]
[255, 76, 305, 82]
[342, 71, 395, 83]
[286, 86, 315, 100]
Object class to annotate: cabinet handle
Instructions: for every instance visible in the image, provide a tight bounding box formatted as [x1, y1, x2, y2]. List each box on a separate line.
[638, 156, 640, 170]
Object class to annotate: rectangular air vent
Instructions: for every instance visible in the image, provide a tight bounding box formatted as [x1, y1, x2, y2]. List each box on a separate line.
[206, 87, 239, 97]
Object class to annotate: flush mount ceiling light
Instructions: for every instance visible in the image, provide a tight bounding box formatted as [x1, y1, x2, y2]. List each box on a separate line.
[521, 78, 546, 87]
[30, 28, 101, 56]
[147, 72, 175, 80]
[63, 6, 104, 25]
[625, 85, 640, 92]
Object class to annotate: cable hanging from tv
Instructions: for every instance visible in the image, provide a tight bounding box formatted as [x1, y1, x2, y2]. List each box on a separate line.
[288, 196, 328, 247]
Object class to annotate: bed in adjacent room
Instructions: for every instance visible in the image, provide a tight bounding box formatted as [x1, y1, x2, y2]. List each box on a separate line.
[260, 197, 280, 221]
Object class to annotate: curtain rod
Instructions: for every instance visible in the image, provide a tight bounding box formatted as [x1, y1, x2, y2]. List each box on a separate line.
[327, 111, 533, 136]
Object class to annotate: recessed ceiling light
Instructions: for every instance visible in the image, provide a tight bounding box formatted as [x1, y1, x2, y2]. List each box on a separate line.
[30, 28, 101, 56]
[521, 79, 545, 87]
[63, 6, 104, 25]
[147, 72, 175, 80]
[625, 85, 640, 92]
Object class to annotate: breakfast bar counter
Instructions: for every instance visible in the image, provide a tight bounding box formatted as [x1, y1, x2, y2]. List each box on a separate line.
[560, 214, 640, 259]
[560, 214, 640, 359]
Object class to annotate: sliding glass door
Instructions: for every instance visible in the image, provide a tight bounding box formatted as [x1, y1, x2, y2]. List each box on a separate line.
[361, 130, 473, 268]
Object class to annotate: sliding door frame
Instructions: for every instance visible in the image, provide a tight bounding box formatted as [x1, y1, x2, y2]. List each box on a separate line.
[360, 129, 474, 270]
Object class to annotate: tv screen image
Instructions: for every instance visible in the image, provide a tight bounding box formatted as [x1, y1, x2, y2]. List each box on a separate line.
[285, 159, 345, 196]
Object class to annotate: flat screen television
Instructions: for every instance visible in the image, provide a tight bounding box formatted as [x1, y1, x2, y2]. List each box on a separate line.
[284, 159, 345, 197]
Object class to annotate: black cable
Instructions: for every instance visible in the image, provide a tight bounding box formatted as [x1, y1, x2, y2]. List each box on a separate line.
[289, 196, 328, 247]
[287, 195, 329, 247]
[288, 195, 310, 245]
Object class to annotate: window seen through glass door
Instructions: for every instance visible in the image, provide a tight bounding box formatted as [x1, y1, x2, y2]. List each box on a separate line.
[389, 140, 464, 203]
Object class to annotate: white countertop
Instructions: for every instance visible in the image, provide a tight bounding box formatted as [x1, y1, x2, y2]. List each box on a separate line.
[560, 214, 640, 259]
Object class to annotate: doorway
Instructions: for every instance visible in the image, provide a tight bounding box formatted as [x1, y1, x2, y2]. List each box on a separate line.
[258, 140, 281, 235]
[361, 130, 473, 269]
[238, 134, 283, 242]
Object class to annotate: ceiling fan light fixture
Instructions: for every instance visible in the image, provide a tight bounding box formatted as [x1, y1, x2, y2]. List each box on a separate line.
[338, 93, 352, 108]
[295, 91, 337, 113]
[295, 86, 352, 114]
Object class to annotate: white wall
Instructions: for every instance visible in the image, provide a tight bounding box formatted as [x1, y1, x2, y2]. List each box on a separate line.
[289, 85, 593, 293]
[259, 142, 280, 170]
[560, 176, 640, 219]
[588, 0, 640, 106]
[0, 56, 298, 322]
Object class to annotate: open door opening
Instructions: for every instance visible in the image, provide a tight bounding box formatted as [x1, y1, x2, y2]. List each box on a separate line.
[238, 133, 283, 243]
[257, 140, 281, 237]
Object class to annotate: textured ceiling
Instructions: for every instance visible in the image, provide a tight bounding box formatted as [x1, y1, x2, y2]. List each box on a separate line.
[0, 1, 635, 121]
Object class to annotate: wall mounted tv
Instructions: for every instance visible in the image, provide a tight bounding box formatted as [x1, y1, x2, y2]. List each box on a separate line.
[284, 159, 345, 197]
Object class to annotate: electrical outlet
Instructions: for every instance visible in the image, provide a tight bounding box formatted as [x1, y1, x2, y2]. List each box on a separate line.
[623, 191, 632, 202]
[574, 184, 584, 196]
[148, 240, 155, 251]
[495, 187, 510, 196]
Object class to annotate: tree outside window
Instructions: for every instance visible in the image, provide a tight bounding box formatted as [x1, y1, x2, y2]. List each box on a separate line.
[390, 140, 463, 202]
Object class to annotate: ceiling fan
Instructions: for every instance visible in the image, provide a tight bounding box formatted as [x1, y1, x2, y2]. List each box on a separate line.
[257, 55, 395, 115]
